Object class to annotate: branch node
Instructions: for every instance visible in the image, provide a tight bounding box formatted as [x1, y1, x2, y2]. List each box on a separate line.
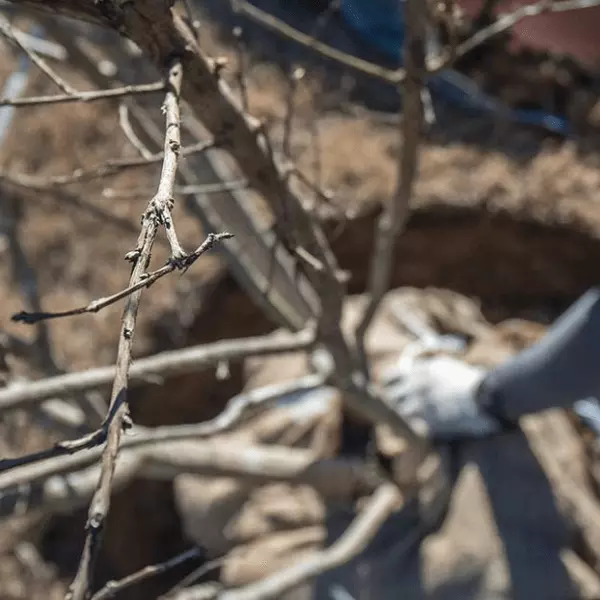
[124, 249, 141, 263]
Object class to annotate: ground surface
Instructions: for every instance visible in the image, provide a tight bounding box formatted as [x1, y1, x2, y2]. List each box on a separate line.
[2, 1, 600, 598]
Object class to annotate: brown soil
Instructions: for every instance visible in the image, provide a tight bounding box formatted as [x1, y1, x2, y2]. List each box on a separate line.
[2, 3, 600, 598]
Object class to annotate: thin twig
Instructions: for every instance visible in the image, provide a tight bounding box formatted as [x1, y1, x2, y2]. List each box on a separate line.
[172, 483, 402, 600]
[65, 59, 185, 600]
[354, 0, 426, 377]
[0, 14, 77, 95]
[60, 19, 320, 334]
[456, 0, 600, 59]
[0, 328, 315, 413]
[0, 27, 67, 60]
[0, 139, 215, 190]
[0, 372, 326, 475]
[11, 232, 233, 325]
[90, 547, 203, 600]
[231, 0, 405, 84]
[15, 0, 421, 449]
[0, 80, 165, 106]
[161, 558, 223, 598]
[17, 184, 143, 235]
[118, 102, 154, 160]
[101, 180, 248, 199]
[206, 0, 420, 446]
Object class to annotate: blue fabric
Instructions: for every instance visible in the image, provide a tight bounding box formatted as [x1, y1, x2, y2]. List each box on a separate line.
[339, 0, 571, 136]
[339, 0, 405, 58]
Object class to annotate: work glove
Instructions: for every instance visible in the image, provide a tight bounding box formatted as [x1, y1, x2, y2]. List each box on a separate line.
[381, 350, 503, 441]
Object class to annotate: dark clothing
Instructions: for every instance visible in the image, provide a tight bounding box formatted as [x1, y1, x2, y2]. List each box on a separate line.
[480, 288, 600, 421]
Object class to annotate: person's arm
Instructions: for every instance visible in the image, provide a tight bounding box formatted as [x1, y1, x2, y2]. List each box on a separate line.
[477, 287, 600, 422]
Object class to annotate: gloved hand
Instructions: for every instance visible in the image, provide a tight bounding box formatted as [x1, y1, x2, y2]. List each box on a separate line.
[381, 353, 502, 440]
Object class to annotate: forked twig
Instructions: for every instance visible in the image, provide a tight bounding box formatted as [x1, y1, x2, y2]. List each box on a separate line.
[1, 8, 425, 598]
[11, 232, 233, 325]
[64, 58, 188, 600]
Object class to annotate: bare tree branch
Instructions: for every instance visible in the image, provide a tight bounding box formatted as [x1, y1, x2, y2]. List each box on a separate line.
[354, 0, 426, 376]
[0, 438, 378, 519]
[0, 370, 325, 475]
[101, 180, 248, 199]
[11, 232, 233, 325]
[0, 80, 165, 107]
[456, 0, 600, 60]
[0, 7, 440, 600]
[0, 328, 315, 413]
[118, 102, 154, 159]
[90, 547, 203, 600]
[171, 483, 402, 600]
[0, 26, 67, 60]
[47, 18, 320, 335]
[161, 558, 223, 599]
[2, 374, 324, 489]
[0, 139, 216, 190]
[24, 0, 338, 280]
[0, 13, 77, 95]
[2, 4, 592, 600]
[231, 0, 404, 84]
[10, 0, 423, 468]
[64, 58, 186, 600]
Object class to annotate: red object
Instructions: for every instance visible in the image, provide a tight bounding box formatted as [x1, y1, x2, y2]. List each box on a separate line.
[457, 0, 600, 69]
